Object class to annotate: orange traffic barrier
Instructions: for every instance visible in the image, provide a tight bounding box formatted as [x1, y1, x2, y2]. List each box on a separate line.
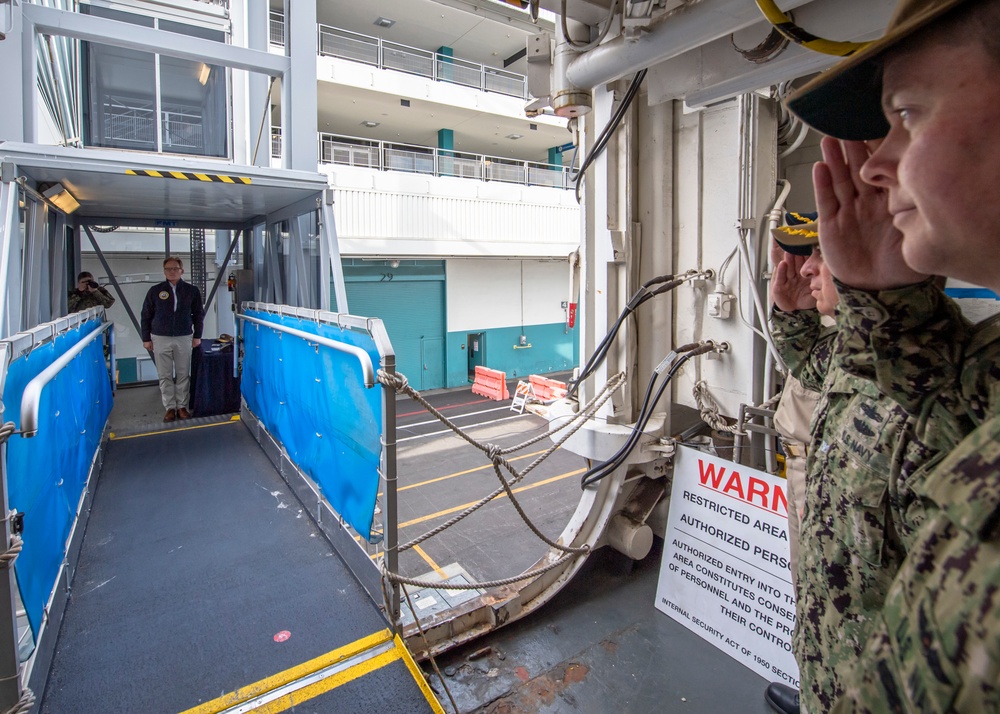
[471, 366, 510, 401]
[528, 375, 567, 401]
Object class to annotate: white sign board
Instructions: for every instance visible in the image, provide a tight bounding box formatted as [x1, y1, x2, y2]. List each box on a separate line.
[655, 446, 799, 689]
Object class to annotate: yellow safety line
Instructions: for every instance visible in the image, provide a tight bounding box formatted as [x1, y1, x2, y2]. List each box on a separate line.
[412, 544, 447, 579]
[109, 417, 239, 441]
[399, 468, 585, 529]
[252, 648, 403, 713]
[391, 449, 548, 494]
[178, 630, 393, 714]
[394, 633, 446, 714]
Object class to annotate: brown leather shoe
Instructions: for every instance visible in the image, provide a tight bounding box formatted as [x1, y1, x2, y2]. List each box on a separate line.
[163, 409, 177, 422]
[177, 407, 192, 420]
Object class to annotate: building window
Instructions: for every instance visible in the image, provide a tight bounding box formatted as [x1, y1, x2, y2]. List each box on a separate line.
[82, 6, 228, 158]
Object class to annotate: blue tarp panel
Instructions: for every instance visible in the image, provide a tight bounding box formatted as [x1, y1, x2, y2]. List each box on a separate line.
[2, 319, 113, 635]
[241, 310, 383, 541]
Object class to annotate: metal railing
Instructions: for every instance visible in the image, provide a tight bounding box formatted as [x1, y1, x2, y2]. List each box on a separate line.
[268, 10, 284, 45]
[20, 320, 113, 438]
[267, 17, 528, 100]
[317, 133, 572, 189]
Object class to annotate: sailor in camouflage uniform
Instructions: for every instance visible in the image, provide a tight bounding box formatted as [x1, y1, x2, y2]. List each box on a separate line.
[768, 221, 969, 713]
[785, 0, 1000, 709]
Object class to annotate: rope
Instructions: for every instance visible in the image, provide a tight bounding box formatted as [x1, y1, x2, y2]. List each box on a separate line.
[0, 423, 14, 446]
[693, 380, 742, 435]
[380, 370, 624, 553]
[3, 687, 34, 714]
[400, 585, 459, 714]
[0, 537, 22, 570]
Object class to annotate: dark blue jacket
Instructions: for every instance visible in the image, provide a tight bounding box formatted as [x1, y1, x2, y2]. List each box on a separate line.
[141, 280, 204, 341]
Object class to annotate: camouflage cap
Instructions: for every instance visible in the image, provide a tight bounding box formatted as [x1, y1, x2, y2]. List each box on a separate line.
[786, 0, 971, 140]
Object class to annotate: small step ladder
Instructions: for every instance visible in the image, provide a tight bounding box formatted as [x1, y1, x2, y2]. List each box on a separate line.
[510, 380, 534, 414]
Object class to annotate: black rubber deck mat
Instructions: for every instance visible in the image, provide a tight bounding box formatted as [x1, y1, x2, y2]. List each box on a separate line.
[40, 420, 432, 714]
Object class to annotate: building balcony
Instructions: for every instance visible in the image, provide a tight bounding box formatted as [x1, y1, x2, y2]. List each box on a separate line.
[270, 13, 528, 100]
[271, 131, 573, 190]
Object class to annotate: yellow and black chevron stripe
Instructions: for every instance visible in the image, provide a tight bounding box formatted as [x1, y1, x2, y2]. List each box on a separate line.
[125, 169, 251, 185]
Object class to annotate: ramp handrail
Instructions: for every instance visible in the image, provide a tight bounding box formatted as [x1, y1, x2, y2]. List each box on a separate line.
[237, 314, 375, 387]
[20, 321, 113, 438]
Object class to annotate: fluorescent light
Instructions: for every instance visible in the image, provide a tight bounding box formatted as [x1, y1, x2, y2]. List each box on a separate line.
[373, 16, 395, 28]
[42, 183, 80, 214]
[198, 63, 211, 86]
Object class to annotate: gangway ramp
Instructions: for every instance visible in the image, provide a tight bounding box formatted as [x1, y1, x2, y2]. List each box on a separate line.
[40, 420, 439, 713]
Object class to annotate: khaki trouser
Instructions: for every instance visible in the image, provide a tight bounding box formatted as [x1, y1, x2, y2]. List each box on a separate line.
[773, 376, 820, 587]
[152, 333, 193, 411]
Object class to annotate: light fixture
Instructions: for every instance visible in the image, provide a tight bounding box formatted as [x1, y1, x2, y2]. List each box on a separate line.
[42, 183, 80, 214]
[360, 120, 380, 128]
[506, 134, 523, 140]
[373, 16, 395, 28]
[388, 259, 400, 269]
[198, 63, 211, 86]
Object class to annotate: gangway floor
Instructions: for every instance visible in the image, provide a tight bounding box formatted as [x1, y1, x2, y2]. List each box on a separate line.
[40, 420, 438, 713]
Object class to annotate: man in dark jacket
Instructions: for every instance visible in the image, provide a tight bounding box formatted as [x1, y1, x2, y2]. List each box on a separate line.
[141, 256, 204, 422]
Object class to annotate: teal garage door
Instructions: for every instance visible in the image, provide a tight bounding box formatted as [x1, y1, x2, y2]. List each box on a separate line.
[341, 261, 446, 390]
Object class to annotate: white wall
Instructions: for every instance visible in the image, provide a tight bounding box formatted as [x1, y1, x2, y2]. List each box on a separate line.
[447, 258, 569, 332]
[330, 166, 581, 258]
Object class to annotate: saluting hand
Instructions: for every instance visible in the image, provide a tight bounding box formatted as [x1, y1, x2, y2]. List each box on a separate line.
[770, 237, 814, 312]
[814, 137, 927, 290]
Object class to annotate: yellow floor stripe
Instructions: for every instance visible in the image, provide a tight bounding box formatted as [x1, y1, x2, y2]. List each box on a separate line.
[109, 417, 239, 441]
[390, 449, 548, 495]
[399, 468, 585, 529]
[394, 633, 446, 714]
[179, 630, 393, 714]
[412, 544, 447, 579]
[253, 648, 403, 713]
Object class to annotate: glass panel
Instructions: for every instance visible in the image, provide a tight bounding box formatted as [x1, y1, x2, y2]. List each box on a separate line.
[158, 20, 227, 158]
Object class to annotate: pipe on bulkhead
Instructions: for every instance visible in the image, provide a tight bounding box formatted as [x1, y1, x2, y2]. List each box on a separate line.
[565, 0, 816, 89]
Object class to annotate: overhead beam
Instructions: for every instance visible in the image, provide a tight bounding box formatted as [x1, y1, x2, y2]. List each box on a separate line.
[22, 3, 289, 76]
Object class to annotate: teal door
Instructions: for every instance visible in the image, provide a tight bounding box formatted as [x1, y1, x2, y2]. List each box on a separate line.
[467, 332, 485, 381]
[420, 337, 445, 390]
[342, 261, 447, 390]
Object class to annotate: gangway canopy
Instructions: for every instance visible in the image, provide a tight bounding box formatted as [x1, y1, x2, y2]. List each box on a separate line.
[0, 141, 329, 228]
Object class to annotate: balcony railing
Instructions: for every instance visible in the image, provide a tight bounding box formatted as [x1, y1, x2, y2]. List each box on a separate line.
[316, 133, 571, 189]
[269, 10, 284, 46]
[268, 15, 528, 100]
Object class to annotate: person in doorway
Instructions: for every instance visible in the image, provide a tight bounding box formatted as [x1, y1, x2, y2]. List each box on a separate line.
[68, 271, 115, 313]
[765, 218, 965, 713]
[784, 0, 1000, 708]
[141, 257, 204, 422]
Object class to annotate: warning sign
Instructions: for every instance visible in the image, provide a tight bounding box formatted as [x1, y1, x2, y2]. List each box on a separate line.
[655, 447, 799, 688]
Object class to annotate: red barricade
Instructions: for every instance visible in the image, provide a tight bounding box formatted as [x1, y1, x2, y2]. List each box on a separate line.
[471, 366, 510, 401]
[529, 375, 568, 401]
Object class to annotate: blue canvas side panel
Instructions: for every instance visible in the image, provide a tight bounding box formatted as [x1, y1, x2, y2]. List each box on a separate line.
[241, 310, 382, 541]
[3, 319, 113, 635]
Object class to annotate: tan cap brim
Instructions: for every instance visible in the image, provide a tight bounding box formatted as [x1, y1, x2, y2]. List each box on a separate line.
[786, 0, 970, 140]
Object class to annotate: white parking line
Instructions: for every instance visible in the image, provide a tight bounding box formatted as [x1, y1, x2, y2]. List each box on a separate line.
[399, 405, 512, 429]
[397, 413, 531, 443]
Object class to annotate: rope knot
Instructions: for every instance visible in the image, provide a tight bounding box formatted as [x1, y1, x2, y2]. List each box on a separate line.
[377, 370, 408, 392]
[484, 444, 503, 463]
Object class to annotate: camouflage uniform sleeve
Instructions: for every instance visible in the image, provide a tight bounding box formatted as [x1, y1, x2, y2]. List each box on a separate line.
[67, 291, 82, 313]
[95, 287, 115, 309]
[833, 278, 969, 416]
[770, 308, 834, 393]
[832, 415, 1000, 713]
